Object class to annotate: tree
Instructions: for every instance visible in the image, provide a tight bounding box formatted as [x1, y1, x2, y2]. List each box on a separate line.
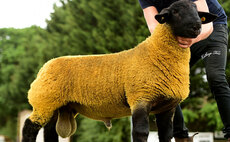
[46, 0, 149, 55]
[0, 26, 48, 139]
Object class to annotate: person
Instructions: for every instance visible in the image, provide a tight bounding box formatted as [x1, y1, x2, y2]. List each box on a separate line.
[138, 0, 230, 141]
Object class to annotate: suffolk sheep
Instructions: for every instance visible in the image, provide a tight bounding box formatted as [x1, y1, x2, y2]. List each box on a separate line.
[22, 0, 217, 142]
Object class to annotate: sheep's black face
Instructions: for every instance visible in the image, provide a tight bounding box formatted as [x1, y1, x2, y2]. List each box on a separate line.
[155, 0, 217, 38]
[167, 1, 201, 38]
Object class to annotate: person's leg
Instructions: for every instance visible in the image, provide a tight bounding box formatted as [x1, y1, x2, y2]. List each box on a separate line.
[203, 24, 230, 139]
[173, 24, 230, 139]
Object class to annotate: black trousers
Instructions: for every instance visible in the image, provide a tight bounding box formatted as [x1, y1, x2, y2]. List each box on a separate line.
[173, 24, 230, 138]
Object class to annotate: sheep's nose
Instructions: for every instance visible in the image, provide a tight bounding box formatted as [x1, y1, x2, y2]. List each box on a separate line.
[192, 22, 201, 31]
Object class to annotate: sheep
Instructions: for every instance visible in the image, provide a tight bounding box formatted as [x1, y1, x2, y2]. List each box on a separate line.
[22, 0, 217, 142]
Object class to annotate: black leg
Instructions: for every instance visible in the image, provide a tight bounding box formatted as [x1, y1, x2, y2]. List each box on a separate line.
[22, 118, 42, 142]
[132, 102, 151, 142]
[155, 108, 176, 142]
[44, 113, 58, 142]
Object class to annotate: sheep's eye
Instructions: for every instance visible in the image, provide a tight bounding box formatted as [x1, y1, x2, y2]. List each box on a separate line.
[192, 3, 197, 8]
[172, 9, 178, 14]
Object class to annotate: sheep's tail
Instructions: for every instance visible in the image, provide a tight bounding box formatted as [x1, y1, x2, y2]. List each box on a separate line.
[56, 105, 77, 138]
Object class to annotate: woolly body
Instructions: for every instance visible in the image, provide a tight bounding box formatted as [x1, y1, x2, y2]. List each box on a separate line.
[28, 23, 190, 126]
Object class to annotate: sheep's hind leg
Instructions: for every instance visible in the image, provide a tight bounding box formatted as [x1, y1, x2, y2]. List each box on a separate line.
[131, 101, 152, 142]
[22, 104, 61, 142]
[155, 108, 176, 142]
[44, 112, 58, 142]
[22, 118, 42, 142]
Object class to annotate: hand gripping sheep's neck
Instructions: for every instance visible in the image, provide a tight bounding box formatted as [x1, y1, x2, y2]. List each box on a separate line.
[22, 0, 217, 142]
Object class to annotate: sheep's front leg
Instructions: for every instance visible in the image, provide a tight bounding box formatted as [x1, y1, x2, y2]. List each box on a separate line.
[131, 101, 152, 142]
[155, 108, 176, 142]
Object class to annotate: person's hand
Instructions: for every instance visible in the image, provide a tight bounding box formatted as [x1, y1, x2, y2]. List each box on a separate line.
[176, 36, 197, 48]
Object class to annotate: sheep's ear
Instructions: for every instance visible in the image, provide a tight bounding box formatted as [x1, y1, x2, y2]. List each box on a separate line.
[198, 12, 218, 24]
[155, 9, 170, 24]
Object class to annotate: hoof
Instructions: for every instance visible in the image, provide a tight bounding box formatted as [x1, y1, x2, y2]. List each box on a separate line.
[175, 132, 198, 142]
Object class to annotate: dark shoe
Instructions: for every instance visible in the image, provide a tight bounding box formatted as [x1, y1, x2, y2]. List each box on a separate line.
[175, 132, 198, 142]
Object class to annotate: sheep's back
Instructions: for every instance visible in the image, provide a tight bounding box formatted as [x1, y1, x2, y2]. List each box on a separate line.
[28, 52, 133, 119]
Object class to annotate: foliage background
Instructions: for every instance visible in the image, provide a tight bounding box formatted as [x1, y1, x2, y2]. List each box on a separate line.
[0, 0, 229, 141]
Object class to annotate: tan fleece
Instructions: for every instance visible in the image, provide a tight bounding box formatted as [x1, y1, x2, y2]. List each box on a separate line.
[28, 23, 190, 125]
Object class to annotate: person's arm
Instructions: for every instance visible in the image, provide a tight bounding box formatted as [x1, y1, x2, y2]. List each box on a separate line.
[177, 0, 213, 48]
[141, 0, 214, 48]
[143, 6, 159, 33]
[193, 0, 213, 40]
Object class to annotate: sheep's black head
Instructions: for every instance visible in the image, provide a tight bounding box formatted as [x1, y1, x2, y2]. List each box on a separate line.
[155, 0, 217, 38]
